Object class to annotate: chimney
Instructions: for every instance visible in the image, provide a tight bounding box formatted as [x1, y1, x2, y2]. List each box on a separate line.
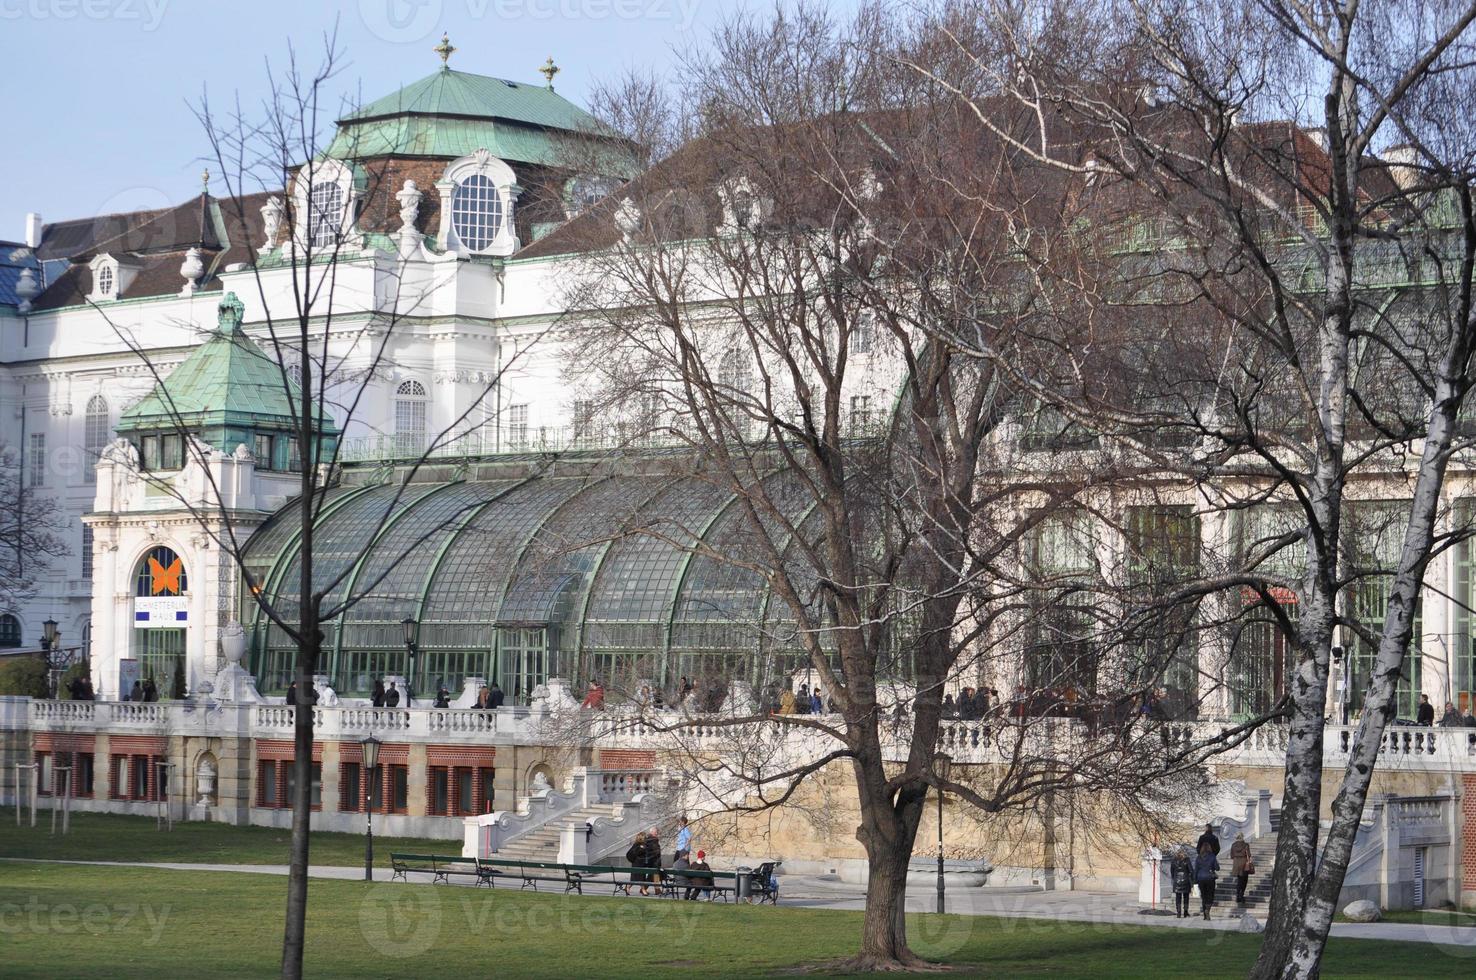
[1383, 145, 1420, 191]
[24, 212, 42, 249]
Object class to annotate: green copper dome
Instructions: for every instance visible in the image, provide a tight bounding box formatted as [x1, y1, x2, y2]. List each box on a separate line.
[326, 67, 634, 172]
[118, 292, 338, 457]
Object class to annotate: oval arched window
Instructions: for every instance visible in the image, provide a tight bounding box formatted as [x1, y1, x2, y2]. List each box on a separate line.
[451, 174, 504, 251]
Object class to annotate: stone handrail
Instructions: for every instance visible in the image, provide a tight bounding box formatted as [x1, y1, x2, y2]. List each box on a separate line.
[19, 698, 542, 745]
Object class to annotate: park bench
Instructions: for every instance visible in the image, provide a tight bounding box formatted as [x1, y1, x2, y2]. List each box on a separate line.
[658, 867, 740, 902]
[480, 857, 588, 893]
[389, 852, 501, 887]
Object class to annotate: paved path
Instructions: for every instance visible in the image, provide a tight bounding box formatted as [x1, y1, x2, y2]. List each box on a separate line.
[5, 857, 1474, 950]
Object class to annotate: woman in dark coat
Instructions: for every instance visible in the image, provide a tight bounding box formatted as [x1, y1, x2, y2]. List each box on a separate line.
[641, 829, 664, 894]
[1194, 842, 1220, 920]
[1169, 846, 1194, 918]
[371, 680, 386, 708]
[626, 832, 652, 895]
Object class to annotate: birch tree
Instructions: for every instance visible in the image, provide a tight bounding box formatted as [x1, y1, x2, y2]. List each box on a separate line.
[917, 2, 1476, 976]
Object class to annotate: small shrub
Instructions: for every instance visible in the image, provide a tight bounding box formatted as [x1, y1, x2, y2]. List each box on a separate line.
[0, 656, 50, 698]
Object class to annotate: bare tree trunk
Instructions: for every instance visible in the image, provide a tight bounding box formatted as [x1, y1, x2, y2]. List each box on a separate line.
[850, 747, 928, 971]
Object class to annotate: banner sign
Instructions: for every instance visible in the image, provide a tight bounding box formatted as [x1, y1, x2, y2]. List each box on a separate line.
[118, 659, 140, 700]
[134, 596, 188, 628]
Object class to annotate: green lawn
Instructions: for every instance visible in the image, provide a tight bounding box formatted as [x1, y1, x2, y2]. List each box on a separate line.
[2, 864, 1474, 979]
[0, 811, 456, 866]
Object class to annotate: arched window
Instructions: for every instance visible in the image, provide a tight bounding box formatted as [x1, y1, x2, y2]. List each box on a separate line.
[135, 546, 188, 597]
[438, 150, 518, 256]
[451, 174, 504, 251]
[717, 350, 753, 438]
[307, 181, 344, 248]
[0, 614, 20, 648]
[84, 395, 109, 482]
[394, 379, 428, 455]
[96, 265, 114, 296]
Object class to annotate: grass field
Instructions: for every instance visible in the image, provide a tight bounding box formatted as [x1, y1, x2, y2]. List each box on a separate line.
[0, 811, 456, 866]
[3, 863, 1475, 979]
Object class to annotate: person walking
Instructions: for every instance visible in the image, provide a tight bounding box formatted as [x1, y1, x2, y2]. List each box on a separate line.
[1169, 846, 1194, 918]
[142, 677, 158, 702]
[1196, 823, 1221, 856]
[487, 681, 505, 708]
[1438, 701, 1464, 726]
[371, 680, 386, 707]
[644, 826, 664, 893]
[286, 681, 298, 705]
[1417, 694, 1435, 725]
[1230, 833, 1252, 905]
[1194, 842, 1220, 920]
[384, 682, 401, 707]
[129, 680, 144, 703]
[674, 815, 692, 862]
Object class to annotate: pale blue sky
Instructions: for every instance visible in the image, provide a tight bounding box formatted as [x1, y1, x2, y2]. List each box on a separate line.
[0, 0, 786, 239]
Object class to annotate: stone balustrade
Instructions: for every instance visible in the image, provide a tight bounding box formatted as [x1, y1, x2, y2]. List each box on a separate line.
[14, 697, 1476, 774]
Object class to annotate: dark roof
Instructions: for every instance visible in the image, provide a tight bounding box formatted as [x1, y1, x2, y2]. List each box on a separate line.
[0, 241, 42, 307]
[29, 190, 275, 311]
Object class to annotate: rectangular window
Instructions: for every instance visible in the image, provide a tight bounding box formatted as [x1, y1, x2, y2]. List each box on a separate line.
[27, 433, 44, 487]
[478, 767, 496, 813]
[43, 752, 95, 798]
[141, 435, 160, 471]
[508, 404, 529, 449]
[81, 526, 93, 580]
[114, 754, 162, 802]
[849, 395, 872, 433]
[572, 399, 594, 447]
[849, 315, 873, 353]
[428, 765, 450, 816]
[253, 433, 274, 470]
[160, 434, 183, 470]
[455, 768, 475, 816]
[339, 762, 362, 813]
[287, 437, 302, 472]
[257, 760, 279, 807]
[387, 764, 409, 814]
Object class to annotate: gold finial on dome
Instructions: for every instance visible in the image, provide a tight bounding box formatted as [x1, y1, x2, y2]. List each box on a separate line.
[539, 56, 560, 89]
[434, 32, 456, 69]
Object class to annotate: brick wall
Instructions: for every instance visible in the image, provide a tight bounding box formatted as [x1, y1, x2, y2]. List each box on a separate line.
[1463, 774, 1476, 892]
[598, 749, 656, 770]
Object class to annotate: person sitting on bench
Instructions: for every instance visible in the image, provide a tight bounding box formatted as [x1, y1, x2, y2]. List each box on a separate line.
[685, 850, 714, 900]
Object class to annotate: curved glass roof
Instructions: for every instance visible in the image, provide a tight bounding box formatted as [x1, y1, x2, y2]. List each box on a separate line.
[244, 471, 832, 695]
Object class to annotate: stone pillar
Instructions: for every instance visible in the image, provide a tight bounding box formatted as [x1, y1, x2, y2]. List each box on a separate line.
[407, 742, 428, 817]
[320, 741, 341, 814]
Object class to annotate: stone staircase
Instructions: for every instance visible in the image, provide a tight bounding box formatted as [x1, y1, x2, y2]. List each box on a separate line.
[1233, 806, 1280, 911]
[493, 805, 613, 862]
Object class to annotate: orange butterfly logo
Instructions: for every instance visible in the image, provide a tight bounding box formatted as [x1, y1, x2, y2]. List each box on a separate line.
[149, 557, 183, 595]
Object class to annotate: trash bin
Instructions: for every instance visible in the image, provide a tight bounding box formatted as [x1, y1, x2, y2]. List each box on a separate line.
[735, 866, 753, 900]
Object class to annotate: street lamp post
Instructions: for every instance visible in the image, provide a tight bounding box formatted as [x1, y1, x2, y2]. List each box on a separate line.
[934, 751, 952, 914]
[41, 619, 58, 697]
[401, 617, 418, 707]
[362, 734, 382, 881]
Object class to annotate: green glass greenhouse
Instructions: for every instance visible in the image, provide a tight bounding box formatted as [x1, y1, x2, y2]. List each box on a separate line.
[242, 467, 821, 700]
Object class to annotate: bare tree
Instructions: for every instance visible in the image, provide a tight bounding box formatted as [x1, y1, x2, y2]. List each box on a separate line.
[546, 5, 1246, 969]
[913, 1, 1476, 976]
[0, 449, 70, 613]
[84, 35, 527, 979]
